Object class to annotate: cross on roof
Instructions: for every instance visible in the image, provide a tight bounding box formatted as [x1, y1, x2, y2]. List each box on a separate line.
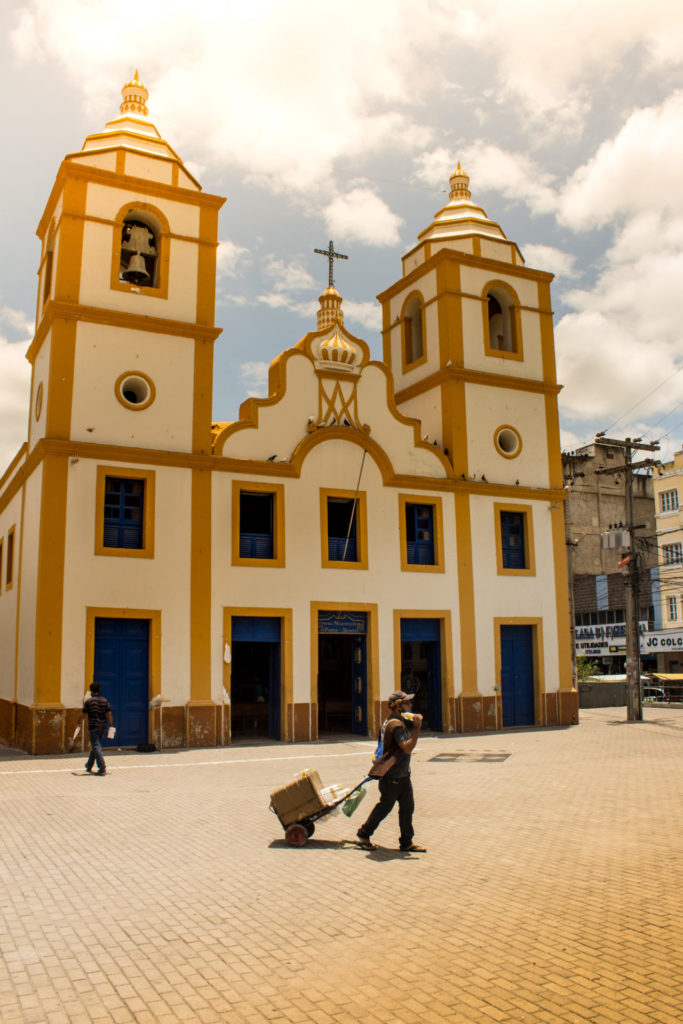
[314, 239, 348, 288]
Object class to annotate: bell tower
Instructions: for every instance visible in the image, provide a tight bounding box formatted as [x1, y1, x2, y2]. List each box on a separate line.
[28, 72, 225, 457]
[378, 165, 573, 727]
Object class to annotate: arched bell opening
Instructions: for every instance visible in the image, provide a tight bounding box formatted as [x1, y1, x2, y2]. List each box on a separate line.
[119, 212, 160, 287]
[486, 287, 518, 353]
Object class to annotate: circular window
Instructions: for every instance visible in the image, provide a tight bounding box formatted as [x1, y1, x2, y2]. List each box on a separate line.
[35, 382, 43, 421]
[494, 425, 522, 459]
[115, 371, 156, 410]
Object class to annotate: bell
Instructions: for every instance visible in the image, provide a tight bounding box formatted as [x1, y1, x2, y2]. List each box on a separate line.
[121, 252, 150, 285]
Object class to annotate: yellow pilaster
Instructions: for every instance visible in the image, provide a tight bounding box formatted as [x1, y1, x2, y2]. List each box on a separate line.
[190, 467, 212, 701]
[34, 454, 69, 704]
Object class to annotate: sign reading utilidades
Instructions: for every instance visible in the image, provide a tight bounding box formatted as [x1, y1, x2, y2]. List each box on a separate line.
[576, 625, 683, 657]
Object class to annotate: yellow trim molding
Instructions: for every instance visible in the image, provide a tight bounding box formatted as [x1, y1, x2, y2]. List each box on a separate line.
[231, 480, 285, 568]
[94, 465, 156, 559]
[494, 502, 536, 577]
[397, 493, 445, 573]
[319, 488, 368, 570]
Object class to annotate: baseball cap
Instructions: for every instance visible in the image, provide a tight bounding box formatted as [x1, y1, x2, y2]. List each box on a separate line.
[388, 690, 414, 707]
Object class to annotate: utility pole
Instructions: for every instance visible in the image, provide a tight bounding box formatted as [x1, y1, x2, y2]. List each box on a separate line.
[596, 436, 660, 722]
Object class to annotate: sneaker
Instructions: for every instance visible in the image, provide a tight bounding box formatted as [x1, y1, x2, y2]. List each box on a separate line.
[96, 769, 107, 776]
[84, 765, 92, 773]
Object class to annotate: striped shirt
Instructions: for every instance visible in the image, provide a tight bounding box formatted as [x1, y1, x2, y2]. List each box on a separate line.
[83, 695, 111, 730]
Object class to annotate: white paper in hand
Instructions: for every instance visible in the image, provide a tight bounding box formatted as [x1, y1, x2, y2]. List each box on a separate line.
[107, 726, 116, 739]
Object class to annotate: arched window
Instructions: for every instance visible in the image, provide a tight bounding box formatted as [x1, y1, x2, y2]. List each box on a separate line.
[119, 211, 159, 288]
[403, 294, 424, 367]
[42, 225, 55, 305]
[484, 286, 519, 356]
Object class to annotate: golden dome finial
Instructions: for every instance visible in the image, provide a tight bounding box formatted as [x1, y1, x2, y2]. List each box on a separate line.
[120, 70, 149, 116]
[317, 286, 344, 331]
[449, 162, 471, 201]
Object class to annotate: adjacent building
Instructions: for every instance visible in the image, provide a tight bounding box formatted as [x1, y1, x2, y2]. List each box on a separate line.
[563, 443, 658, 673]
[0, 75, 576, 754]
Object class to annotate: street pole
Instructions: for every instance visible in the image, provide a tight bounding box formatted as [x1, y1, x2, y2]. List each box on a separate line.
[623, 442, 642, 722]
[595, 435, 659, 723]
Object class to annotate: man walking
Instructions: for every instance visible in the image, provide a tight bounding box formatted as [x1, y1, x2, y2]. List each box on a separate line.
[80, 682, 114, 775]
[356, 691, 426, 852]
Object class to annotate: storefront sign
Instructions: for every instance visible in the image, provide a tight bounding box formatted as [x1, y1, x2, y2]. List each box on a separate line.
[575, 625, 683, 657]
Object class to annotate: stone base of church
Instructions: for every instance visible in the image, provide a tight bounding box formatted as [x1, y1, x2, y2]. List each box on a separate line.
[0, 690, 581, 755]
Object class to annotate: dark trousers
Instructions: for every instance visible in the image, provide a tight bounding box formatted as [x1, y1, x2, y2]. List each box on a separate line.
[358, 775, 415, 848]
[85, 727, 106, 771]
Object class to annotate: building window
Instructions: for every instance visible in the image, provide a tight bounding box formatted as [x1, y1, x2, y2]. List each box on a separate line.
[663, 543, 683, 565]
[482, 284, 523, 361]
[406, 504, 434, 565]
[402, 293, 425, 369]
[668, 597, 678, 621]
[95, 467, 155, 558]
[5, 527, 15, 589]
[495, 504, 535, 576]
[103, 478, 145, 548]
[660, 489, 679, 513]
[320, 489, 368, 569]
[240, 492, 274, 558]
[398, 495, 444, 573]
[232, 482, 285, 567]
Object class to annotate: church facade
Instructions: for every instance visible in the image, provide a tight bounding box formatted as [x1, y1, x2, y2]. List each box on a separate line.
[0, 75, 577, 755]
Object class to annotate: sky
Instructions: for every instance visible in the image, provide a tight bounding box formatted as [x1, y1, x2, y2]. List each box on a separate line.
[1, 0, 683, 472]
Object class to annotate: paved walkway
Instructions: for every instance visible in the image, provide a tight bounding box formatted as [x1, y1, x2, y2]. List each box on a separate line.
[1, 707, 682, 1024]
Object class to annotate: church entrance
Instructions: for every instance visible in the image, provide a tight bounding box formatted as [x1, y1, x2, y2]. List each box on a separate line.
[500, 624, 535, 727]
[399, 618, 443, 731]
[94, 617, 150, 747]
[317, 611, 367, 735]
[230, 616, 281, 740]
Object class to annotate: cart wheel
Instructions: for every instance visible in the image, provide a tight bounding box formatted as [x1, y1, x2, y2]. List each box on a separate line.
[304, 821, 315, 837]
[285, 823, 308, 847]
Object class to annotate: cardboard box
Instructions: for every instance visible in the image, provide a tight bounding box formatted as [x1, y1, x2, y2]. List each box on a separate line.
[270, 770, 326, 826]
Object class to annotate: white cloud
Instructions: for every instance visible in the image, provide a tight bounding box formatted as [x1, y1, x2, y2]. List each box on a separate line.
[342, 301, 382, 332]
[0, 328, 31, 471]
[216, 239, 250, 278]
[264, 258, 315, 294]
[239, 360, 269, 398]
[559, 92, 683, 230]
[324, 188, 403, 247]
[521, 244, 577, 279]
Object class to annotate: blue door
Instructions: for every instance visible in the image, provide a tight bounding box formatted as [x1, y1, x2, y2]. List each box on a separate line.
[500, 625, 535, 727]
[230, 616, 281, 740]
[94, 618, 149, 746]
[400, 618, 443, 731]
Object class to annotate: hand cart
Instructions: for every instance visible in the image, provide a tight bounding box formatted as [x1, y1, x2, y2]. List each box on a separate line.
[270, 771, 371, 846]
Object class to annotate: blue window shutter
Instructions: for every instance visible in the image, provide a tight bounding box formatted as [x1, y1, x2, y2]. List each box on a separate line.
[239, 492, 274, 558]
[103, 477, 144, 549]
[500, 511, 525, 569]
[406, 504, 434, 565]
[327, 498, 358, 562]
